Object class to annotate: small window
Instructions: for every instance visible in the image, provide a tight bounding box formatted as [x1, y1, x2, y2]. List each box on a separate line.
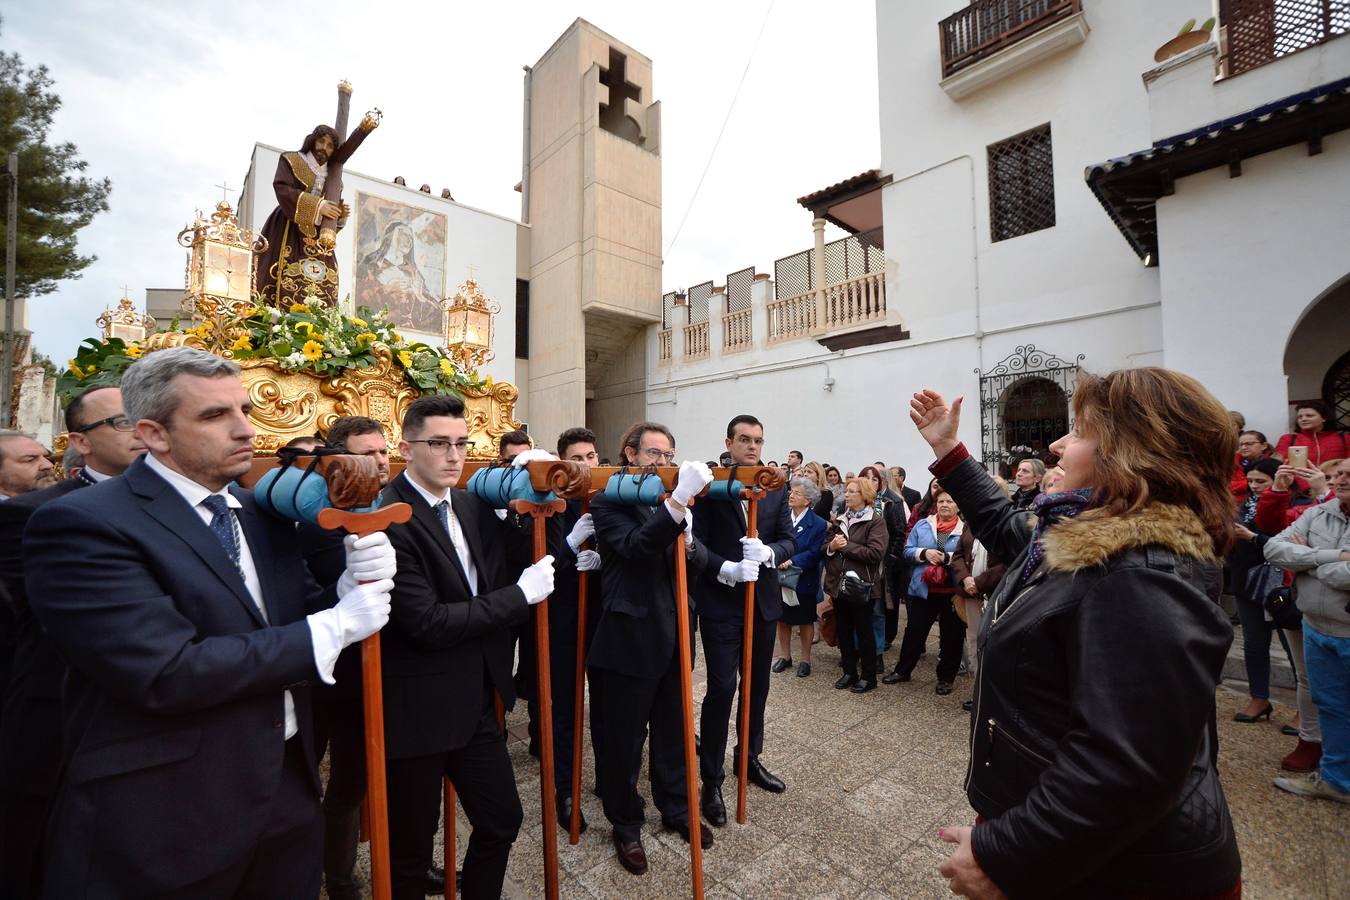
[515, 279, 529, 359]
[988, 124, 1055, 242]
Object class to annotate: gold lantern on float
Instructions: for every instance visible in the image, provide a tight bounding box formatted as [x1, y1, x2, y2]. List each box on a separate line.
[177, 201, 268, 325]
[96, 294, 156, 343]
[442, 276, 499, 372]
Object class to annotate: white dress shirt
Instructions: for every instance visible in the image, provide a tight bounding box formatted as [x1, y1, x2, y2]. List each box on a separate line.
[82, 465, 113, 482]
[145, 454, 299, 739]
[405, 472, 479, 595]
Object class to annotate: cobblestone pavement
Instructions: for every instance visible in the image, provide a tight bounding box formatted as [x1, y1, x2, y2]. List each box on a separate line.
[334, 628, 1348, 899]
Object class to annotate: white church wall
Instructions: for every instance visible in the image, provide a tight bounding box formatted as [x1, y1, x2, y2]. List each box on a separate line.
[242, 144, 520, 387]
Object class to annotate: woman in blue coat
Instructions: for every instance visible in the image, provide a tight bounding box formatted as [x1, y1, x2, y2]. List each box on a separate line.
[772, 477, 830, 677]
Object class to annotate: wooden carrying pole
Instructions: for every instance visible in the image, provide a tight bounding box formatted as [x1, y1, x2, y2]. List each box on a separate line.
[511, 497, 567, 900]
[673, 498, 706, 900]
[316, 503, 413, 900]
[569, 493, 596, 844]
[444, 778, 457, 899]
[737, 490, 761, 824]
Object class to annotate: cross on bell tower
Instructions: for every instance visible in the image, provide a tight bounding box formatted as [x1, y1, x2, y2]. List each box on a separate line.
[599, 48, 643, 144]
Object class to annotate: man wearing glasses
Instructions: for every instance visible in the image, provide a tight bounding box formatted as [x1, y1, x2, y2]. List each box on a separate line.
[380, 394, 556, 900]
[0, 386, 146, 895]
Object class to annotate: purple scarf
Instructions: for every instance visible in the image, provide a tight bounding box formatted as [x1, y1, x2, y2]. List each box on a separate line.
[1008, 488, 1096, 599]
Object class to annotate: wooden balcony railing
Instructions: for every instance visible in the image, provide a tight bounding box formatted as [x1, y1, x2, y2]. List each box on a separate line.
[1220, 0, 1349, 77]
[940, 0, 1082, 78]
[683, 321, 709, 359]
[658, 328, 672, 363]
[723, 308, 752, 352]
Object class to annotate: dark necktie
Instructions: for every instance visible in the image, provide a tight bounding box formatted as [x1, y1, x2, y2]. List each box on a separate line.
[202, 494, 242, 574]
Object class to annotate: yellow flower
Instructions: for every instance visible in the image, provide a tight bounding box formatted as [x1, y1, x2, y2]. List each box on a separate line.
[484, 374, 494, 386]
[69, 361, 84, 378]
[302, 340, 324, 361]
[290, 303, 309, 313]
[125, 346, 144, 358]
[295, 322, 314, 336]
[231, 335, 253, 351]
[392, 331, 403, 343]
[349, 316, 368, 328]
[398, 350, 413, 367]
[238, 306, 259, 318]
[439, 358, 454, 376]
[356, 332, 377, 344]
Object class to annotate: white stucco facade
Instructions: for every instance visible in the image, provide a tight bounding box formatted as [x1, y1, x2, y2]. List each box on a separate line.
[644, 0, 1350, 473]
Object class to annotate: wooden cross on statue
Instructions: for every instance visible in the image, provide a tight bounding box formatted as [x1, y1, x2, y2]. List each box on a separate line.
[316, 83, 382, 251]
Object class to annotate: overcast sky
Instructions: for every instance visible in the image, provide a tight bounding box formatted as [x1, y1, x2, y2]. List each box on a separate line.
[6, 1, 878, 360]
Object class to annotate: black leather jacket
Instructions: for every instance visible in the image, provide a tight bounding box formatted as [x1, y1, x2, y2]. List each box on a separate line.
[939, 453, 1241, 899]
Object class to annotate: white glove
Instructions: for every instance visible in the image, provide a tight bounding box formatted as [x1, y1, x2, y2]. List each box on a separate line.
[576, 549, 602, 572]
[335, 532, 397, 597]
[672, 460, 714, 506]
[510, 448, 556, 467]
[718, 558, 761, 585]
[740, 536, 772, 565]
[517, 554, 556, 604]
[566, 513, 595, 553]
[332, 577, 394, 647]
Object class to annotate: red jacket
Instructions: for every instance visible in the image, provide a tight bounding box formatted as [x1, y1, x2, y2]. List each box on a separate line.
[1274, 430, 1347, 467]
[1230, 451, 1273, 504]
[1253, 488, 1336, 535]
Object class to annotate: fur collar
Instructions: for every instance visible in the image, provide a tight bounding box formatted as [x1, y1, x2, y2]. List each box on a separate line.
[1042, 503, 1215, 572]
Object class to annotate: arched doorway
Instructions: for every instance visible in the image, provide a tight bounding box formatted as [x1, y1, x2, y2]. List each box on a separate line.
[976, 345, 1082, 474]
[1283, 276, 1350, 432]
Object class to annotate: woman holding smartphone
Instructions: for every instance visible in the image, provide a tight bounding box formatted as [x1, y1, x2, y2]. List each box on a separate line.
[915, 369, 1241, 900]
[1275, 400, 1346, 469]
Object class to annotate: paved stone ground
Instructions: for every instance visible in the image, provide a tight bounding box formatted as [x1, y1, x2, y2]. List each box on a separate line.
[333, 625, 1348, 899]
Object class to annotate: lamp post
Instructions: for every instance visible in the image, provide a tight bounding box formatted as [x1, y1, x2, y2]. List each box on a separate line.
[177, 201, 268, 349]
[96, 294, 157, 344]
[442, 276, 499, 373]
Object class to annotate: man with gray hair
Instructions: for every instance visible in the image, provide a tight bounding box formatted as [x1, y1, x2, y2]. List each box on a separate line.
[0, 431, 56, 500]
[23, 347, 398, 897]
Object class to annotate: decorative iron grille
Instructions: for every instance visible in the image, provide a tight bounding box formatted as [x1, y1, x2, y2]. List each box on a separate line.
[661, 290, 680, 329]
[823, 232, 887, 286]
[988, 124, 1055, 242]
[774, 250, 812, 300]
[1221, 0, 1349, 77]
[726, 267, 755, 313]
[976, 345, 1084, 473]
[686, 281, 714, 324]
[1325, 348, 1350, 431]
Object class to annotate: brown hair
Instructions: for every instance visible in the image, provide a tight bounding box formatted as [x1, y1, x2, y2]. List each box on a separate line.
[1072, 368, 1236, 555]
[618, 421, 675, 463]
[859, 465, 885, 493]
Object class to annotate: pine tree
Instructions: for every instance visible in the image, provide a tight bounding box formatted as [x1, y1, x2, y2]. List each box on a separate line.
[0, 19, 111, 299]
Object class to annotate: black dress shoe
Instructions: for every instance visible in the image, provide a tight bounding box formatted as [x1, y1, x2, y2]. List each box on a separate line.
[663, 819, 715, 849]
[325, 880, 362, 900]
[424, 864, 455, 895]
[935, 681, 954, 696]
[557, 795, 588, 834]
[961, 699, 974, 712]
[881, 670, 910, 685]
[747, 759, 786, 793]
[613, 832, 648, 875]
[850, 679, 876, 693]
[796, 661, 811, 677]
[701, 782, 727, 826]
[1281, 724, 1300, 737]
[1233, 703, 1274, 723]
[771, 656, 792, 673]
[833, 674, 857, 690]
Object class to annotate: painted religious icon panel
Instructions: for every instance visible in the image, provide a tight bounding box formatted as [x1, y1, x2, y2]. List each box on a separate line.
[354, 193, 447, 336]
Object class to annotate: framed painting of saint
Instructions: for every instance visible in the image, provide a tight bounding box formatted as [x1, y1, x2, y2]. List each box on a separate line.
[354, 193, 447, 335]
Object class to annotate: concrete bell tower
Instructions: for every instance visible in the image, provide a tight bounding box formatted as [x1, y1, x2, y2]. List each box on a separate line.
[521, 19, 662, 454]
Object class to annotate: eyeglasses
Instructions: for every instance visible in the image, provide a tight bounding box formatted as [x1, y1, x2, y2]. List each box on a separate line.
[407, 438, 471, 456]
[74, 414, 135, 433]
[638, 447, 677, 464]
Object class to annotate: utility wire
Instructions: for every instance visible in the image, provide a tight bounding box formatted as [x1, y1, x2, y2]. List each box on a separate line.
[664, 0, 775, 259]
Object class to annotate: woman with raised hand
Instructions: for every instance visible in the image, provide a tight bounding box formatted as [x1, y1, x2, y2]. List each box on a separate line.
[914, 370, 1241, 900]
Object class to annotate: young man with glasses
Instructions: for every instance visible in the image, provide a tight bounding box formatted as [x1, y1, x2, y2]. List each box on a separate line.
[0, 386, 146, 895]
[380, 394, 556, 900]
[691, 415, 795, 827]
[587, 421, 715, 875]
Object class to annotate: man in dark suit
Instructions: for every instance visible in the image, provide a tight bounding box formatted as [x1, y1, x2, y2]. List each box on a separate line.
[892, 465, 922, 510]
[692, 415, 796, 826]
[588, 422, 715, 876]
[546, 426, 605, 833]
[0, 385, 145, 897]
[23, 347, 395, 898]
[380, 394, 555, 900]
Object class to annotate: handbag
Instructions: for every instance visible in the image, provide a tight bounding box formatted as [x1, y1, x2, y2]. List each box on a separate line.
[778, 564, 802, 591]
[920, 563, 949, 586]
[838, 570, 874, 607]
[1246, 562, 1300, 628]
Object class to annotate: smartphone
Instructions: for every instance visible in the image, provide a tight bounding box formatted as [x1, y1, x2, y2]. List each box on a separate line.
[1288, 445, 1309, 470]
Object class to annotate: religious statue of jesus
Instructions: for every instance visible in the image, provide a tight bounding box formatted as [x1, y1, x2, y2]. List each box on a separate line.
[254, 83, 380, 308]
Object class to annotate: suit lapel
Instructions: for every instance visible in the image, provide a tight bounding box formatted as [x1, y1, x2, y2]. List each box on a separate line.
[452, 490, 488, 581]
[396, 474, 472, 595]
[128, 461, 266, 628]
[233, 491, 282, 625]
